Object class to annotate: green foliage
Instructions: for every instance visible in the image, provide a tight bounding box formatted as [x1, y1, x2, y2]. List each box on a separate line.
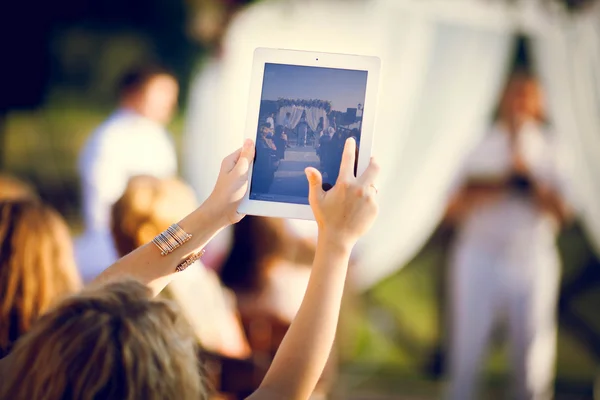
[277, 98, 332, 114]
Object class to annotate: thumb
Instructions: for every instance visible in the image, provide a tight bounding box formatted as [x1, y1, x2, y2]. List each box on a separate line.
[233, 139, 255, 174]
[305, 167, 324, 200]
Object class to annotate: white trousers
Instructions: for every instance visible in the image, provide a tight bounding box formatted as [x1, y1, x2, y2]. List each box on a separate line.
[447, 240, 560, 400]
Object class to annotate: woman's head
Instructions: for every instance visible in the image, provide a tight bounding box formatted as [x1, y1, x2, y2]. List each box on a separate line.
[219, 216, 314, 292]
[111, 176, 197, 257]
[498, 70, 545, 123]
[0, 279, 207, 400]
[0, 201, 81, 356]
[0, 174, 37, 201]
[118, 65, 179, 125]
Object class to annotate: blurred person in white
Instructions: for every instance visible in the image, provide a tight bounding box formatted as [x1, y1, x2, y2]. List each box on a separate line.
[76, 65, 179, 283]
[266, 112, 276, 132]
[110, 175, 250, 360]
[445, 70, 572, 400]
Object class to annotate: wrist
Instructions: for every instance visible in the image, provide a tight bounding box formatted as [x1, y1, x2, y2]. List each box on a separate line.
[317, 229, 354, 257]
[179, 203, 226, 241]
[198, 197, 231, 230]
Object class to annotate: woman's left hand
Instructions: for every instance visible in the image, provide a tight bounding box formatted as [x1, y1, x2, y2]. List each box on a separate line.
[203, 139, 255, 227]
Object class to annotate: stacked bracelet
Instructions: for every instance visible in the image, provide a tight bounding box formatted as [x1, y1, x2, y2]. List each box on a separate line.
[176, 249, 206, 272]
[152, 224, 192, 256]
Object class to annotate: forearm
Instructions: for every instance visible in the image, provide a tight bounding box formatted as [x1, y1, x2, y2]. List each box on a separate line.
[534, 185, 571, 225]
[249, 235, 351, 400]
[445, 183, 506, 223]
[91, 203, 225, 296]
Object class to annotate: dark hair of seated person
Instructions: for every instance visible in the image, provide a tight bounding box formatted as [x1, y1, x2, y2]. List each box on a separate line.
[219, 216, 314, 293]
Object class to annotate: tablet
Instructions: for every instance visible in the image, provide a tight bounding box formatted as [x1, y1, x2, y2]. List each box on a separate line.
[238, 48, 381, 220]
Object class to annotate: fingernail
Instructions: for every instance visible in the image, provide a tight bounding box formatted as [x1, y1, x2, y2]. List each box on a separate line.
[244, 139, 253, 148]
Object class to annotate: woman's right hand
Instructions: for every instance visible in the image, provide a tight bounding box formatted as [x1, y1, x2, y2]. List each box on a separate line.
[305, 138, 379, 251]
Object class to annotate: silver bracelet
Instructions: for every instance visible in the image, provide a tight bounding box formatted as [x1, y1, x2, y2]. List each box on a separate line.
[152, 223, 192, 256]
[175, 249, 206, 272]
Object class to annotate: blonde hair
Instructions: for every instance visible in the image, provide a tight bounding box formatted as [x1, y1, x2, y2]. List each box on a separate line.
[111, 176, 197, 256]
[0, 201, 81, 357]
[0, 174, 37, 201]
[0, 279, 207, 400]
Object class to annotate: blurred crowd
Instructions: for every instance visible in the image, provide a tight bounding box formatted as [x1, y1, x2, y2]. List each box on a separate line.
[0, 57, 582, 400]
[253, 111, 361, 194]
[0, 66, 339, 399]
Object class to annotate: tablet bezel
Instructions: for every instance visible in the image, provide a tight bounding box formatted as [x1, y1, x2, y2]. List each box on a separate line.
[238, 47, 381, 220]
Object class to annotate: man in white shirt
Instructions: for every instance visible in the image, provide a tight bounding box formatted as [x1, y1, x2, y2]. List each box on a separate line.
[445, 72, 571, 400]
[75, 65, 179, 282]
[266, 112, 275, 132]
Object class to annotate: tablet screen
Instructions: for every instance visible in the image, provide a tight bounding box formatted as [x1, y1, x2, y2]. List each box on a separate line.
[250, 63, 368, 205]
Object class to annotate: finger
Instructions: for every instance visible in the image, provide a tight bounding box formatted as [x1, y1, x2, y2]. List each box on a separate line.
[305, 167, 325, 201]
[232, 139, 255, 175]
[338, 138, 357, 183]
[357, 157, 381, 187]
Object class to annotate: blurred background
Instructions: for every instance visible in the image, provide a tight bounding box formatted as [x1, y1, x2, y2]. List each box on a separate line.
[2, 0, 600, 399]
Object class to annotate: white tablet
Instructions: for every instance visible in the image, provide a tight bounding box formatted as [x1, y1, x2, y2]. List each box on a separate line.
[238, 48, 381, 220]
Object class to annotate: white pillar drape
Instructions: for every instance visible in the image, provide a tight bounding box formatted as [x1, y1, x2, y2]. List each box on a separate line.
[351, 1, 515, 290]
[183, 0, 600, 289]
[304, 107, 327, 133]
[531, 6, 600, 256]
[277, 106, 303, 130]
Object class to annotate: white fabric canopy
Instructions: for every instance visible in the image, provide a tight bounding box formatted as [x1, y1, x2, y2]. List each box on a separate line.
[531, 5, 600, 255]
[276, 106, 328, 132]
[183, 0, 600, 290]
[348, 0, 516, 289]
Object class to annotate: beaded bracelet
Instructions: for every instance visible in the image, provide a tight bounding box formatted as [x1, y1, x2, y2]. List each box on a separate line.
[175, 249, 206, 272]
[152, 223, 192, 256]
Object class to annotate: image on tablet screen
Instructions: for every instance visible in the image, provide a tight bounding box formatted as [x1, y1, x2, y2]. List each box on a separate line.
[250, 63, 368, 205]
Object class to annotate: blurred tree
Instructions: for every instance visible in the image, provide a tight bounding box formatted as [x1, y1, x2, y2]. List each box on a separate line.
[186, 0, 256, 49]
[0, 1, 52, 168]
[0, 0, 206, 167]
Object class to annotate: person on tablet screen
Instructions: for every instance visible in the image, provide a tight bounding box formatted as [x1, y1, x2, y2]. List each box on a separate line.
[254, 124, 279, 193]
[273, 125, 287, 160]
[297, 113, 309, 147]
[284, 112, 292, 130]
[324, 130, 345, 185]
[266, 112, 275, 132]
[318, 127, 334, 174]
[445, 70, 571, 400]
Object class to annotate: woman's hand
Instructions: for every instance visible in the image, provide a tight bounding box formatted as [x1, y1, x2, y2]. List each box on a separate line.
[305, 137, 379, 251]
[203, 139, 255, 227]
